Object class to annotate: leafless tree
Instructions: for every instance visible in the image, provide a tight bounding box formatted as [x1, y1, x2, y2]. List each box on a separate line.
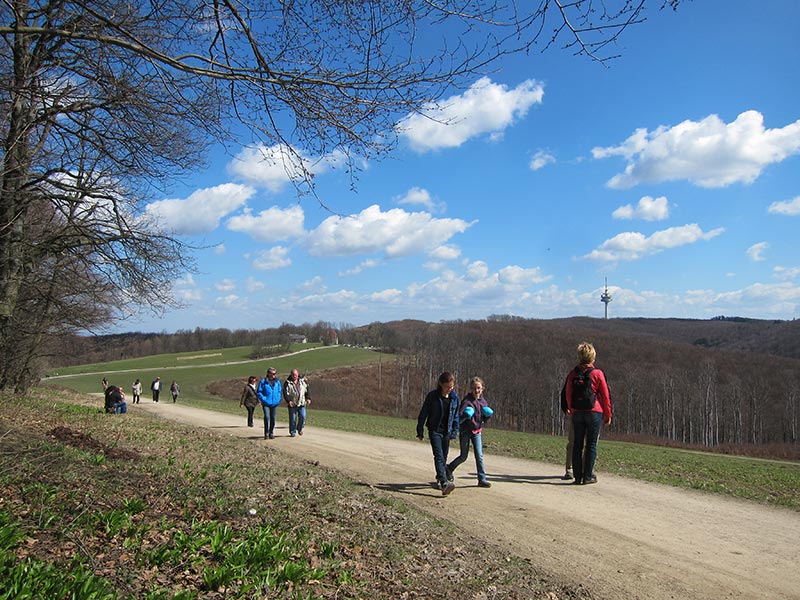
[1, 0, 680, 391]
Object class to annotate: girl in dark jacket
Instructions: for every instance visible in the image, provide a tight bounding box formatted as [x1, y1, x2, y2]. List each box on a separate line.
[447, 376, 493, 488]
[239, 376, 259, 428]
[416, 371, 460, 496]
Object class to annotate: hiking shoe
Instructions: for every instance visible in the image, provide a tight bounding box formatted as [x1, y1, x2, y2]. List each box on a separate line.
[268, 433, 275, 439]
[445, 466, 454, 482]
[477, 480, 492, 488]
[571, 478, 584, 485]
[298, 430, 303, 435]
[441, 481, 455, 496]
[584, 475, 598, 485]
[561, 470, 574, 480]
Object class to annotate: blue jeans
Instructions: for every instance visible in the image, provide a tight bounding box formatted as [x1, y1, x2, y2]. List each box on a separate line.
[262, 405, 277, 436]
[428, 430, 452, 486]
[114, 402, 127, 414]
[289, 405, 307, 435]
[448, 430, 487, 482]
[572, 411, 603, 482]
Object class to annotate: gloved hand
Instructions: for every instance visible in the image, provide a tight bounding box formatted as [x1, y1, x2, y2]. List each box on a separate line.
[463, 406, 475, 418]
[481, 406, 494, 417]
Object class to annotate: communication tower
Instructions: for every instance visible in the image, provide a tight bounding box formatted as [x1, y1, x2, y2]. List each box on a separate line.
[600, 278, 612, 319]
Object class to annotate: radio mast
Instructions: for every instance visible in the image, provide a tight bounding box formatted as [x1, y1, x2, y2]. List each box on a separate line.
[600, 278, 613, 319]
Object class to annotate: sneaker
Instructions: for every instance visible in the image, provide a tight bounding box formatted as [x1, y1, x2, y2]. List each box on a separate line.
[298, 430, 303, 436]
[561, 470, 574, 480]
[477, 480, 492, 488]
[571, 478, 583, 485]
[441, 481, 455, 496]
[290, 433, 296, 437]
[268, 433, 275, 439]
[584, 475, 598, 485]
[445, 466, 454, 482]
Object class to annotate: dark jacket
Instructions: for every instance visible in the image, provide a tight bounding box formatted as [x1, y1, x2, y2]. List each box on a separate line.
[240, 383, 259, 409]
[417, 389, 460, 439]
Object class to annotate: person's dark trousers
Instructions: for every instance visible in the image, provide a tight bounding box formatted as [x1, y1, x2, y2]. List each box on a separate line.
[263, 405, 277, 438]
[246, 406, 255, 427]
[428, 430, 451, 487]
[571, 411, 603, 483]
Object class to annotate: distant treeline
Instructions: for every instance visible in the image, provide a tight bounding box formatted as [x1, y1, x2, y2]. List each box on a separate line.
[51, 316, 799, 453]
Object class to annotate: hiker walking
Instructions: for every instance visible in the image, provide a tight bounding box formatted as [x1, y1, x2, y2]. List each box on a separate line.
[563, 342, 612, 485]
[416, 371, 460, 496]
[446, 376, 493, 488]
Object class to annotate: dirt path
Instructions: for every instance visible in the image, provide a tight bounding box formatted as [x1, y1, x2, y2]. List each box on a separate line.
[130, 401, 800, 600]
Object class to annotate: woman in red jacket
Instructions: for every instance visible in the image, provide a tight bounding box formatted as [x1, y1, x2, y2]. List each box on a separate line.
[564, 342, 612, 485]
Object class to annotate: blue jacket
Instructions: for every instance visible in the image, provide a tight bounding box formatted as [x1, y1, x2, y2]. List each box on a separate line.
[417, 389, 460, 439]
[257, 378, 282, 407]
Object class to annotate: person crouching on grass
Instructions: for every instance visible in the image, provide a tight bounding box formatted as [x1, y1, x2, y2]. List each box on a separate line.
[416, 371, 460, 496]
[446, 376, 494, 488]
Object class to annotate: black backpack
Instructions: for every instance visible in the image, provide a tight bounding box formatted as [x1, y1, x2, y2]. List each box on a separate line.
[570, 366, 596, 410]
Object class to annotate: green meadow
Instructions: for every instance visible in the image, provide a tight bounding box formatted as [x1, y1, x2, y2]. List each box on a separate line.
[43, 344, 800, 511]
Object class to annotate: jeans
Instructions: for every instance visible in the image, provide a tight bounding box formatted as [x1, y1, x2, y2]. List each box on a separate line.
[428, 430, 451, 486]
[114, 402, 127, 414]
[288, 405, 307, 435]
[572, 411, 603, 482]
[565, 419, 575, 471]
[448, 430, 487, 482]
[262, 405, 277, 436]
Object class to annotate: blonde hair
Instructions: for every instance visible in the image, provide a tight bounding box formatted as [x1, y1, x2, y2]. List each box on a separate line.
[577, 342, 596, 365]
[469, 376, 485, 391]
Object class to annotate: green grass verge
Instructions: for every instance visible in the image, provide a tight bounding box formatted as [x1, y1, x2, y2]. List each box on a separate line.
[42, 345, 382, 402]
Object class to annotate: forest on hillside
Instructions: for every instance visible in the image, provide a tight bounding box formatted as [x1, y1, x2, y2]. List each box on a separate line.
[51, 317, 799, 457]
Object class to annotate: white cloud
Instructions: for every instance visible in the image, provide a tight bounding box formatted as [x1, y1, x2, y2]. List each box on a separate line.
[398, 77, 544, 152]
[251, 246, 291, 270]
[227, 205, 305, 242]
[394, 187, 445, 213]
[214, 244, 226, 255]
[768, 196, 800, 216]
[339, 259, 381, 276]
[215, 294, 241, 309]
[298, 276, 325, 293]
[584, 224, 725, 262]
[529, 150, 556, 171]
[429, 244, 461, 260]
[747, 242, 768, 262]
[498, 265, 551, 286]
[246, 277, 265, 293]
[145, 184, 254, 235]
[593, 111, 800, 189]
[215, 278, 236, 292]
[774, 266, 800, 280]
[228, 143, 346, 192]
[305, 204, 474, 258]
[612, 196, 669, 221]
[172, 274, 203, 302]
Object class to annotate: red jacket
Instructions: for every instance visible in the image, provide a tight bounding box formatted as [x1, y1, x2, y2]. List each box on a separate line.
[564, 364, 612, 420]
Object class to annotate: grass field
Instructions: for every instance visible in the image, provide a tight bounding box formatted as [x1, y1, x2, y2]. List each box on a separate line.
[43, 345, 800, 511]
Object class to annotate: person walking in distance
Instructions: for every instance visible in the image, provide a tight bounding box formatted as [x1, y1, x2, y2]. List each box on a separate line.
[257, 368, 282, 439]
[240, 375, 259, 428]
[416, 371, 460, 496]
[283, 369, 311, 437]
[150, 377, 161, 402]
[564, 342, 612, 485]
[446, 376, 494, 488]
[131, 379, 142, 404]
[170, 380, 180, 403]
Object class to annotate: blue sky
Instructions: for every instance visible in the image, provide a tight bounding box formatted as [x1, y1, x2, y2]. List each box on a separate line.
[128, 1, 800, 333]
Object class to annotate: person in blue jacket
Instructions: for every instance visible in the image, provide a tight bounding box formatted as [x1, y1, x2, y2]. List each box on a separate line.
[446, 376, 493, 488]
[257, 367, 282, 439]
[416, 371, 460, 496]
